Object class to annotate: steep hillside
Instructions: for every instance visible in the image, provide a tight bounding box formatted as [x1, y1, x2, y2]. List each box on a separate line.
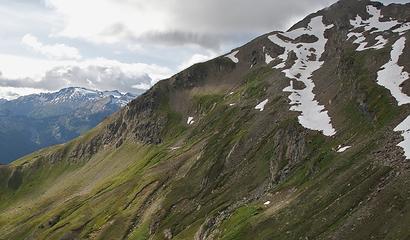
[0, 87, 135, 164]
[1, 0, 410, 239]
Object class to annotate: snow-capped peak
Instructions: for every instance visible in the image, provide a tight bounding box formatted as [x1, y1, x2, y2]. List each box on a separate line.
[3, 87, 136, 108]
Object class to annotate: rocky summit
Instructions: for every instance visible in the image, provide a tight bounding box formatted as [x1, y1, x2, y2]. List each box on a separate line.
[1, 0, 410, 239]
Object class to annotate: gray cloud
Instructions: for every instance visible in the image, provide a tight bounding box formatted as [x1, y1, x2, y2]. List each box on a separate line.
[138, 31, 224, 50]
[102, 0, 339, 49]
[101, 23, 224, 50]
[63, 0, 409, 50]
[0, 64, 156, 94]
[0, 74, 32, 88]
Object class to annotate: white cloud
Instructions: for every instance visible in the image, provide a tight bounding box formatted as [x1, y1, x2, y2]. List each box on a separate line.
[0, 54, 172, 98]
[44, 0, 340, 49]
[132, 82, 151, 90]
[0, 53, 65, 79]
[45, 0, 169, 44]
[0, 86, 48, 100]
[178, 52, 218, 71]
[21, 34, 82, 60]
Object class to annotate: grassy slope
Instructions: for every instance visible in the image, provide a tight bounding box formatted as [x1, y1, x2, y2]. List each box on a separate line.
[0, 48, 409, 240]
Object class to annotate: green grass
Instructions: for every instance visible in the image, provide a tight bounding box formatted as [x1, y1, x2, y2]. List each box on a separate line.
[242, 66, 272, 98]
[340, 48, 399, 132]
[193, 93, 224, 113]
[218, 205, 261, 240]
[128, 221, 150, 240]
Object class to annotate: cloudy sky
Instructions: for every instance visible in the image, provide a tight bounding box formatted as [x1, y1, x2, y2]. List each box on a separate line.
[0, 0, 407, 99]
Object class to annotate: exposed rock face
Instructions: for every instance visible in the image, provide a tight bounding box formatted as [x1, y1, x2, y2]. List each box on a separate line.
[0, 1, 410, 239]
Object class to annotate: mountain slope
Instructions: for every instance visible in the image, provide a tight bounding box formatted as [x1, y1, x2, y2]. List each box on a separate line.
[1, 0, 410, 239]
[0, 87, 135, 164]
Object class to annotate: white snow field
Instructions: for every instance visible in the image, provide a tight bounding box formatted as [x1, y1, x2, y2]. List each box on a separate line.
[394, 116, 410, 160]
[347, 5, 410, 160]
[255, 99, 268, 111]
[337, 145, 351, 153]
[380, 37, 410, 160]
[225, 50, 239, 63]
[347, 33, 387, 51]
[264, 47, 274, 64]
[187, 117, 194, 125]
[265, 53, 274, 64]
[377, 37, 410, 106]
[348, 5, 410, 51]
[268, 16, 336, 136]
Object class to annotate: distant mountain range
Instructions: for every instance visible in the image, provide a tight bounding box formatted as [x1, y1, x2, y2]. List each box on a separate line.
[0, 87, 135, 163]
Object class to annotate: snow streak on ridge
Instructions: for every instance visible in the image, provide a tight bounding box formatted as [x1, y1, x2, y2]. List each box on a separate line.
[348, 5, 410, 51]
[382, 37, 410, 160]
[346, 5, 410, 160]
[394, 116, 410, 160]
[225, 50, 239, 63]
[268, 16, 336, 136]
[377, 37, 410, 106]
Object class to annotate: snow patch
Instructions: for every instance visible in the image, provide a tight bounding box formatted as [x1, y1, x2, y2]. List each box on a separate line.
[394, 116, 410, 160]
[268, 16, 336, 136]
[376, 37, 410, 106]
[337, 145, 351, 153]
[347, 33, 387, 51]
[373, 37, 410, 160]
[347, 6, 410, 160]
[255, 99, 268, 111]
[265, 53, 274, 64]
[263, 46, 274, 64]
[393, 22, 410, 35]
[225, 50, 239, 63]
[72, 87, 98, 96]
[348, 5, 410, 51]
[187, 117, 194, 125]
[360, 6, 399, 33]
